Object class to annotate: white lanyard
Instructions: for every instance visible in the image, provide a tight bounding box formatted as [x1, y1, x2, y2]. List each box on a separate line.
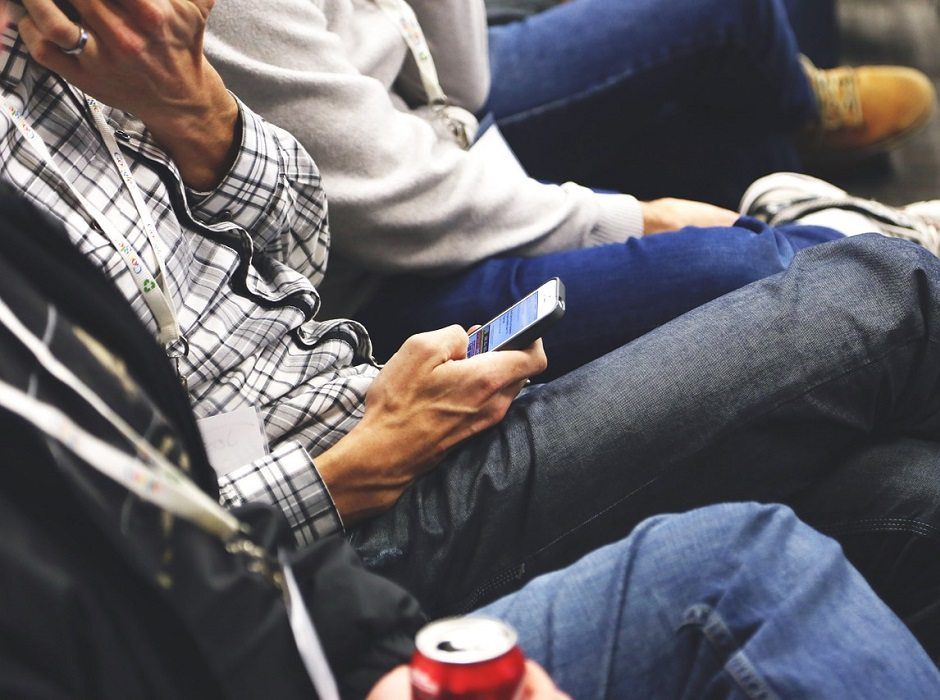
[0, 293, 237, 539]
[280, 553, 341, 700]
[373, 0, 446, 104]
[1, 96, 184, 356]
[0, 293, 341, 695]
[372, 0, 477, 148]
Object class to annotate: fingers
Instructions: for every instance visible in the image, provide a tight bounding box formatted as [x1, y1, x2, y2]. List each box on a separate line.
[20, 0, 82, 49]
[18, 0, 91, 72]
[79, 0, 166, 31]
[60, 0, 146, 57]
[522, 660, 571, 699]
[398, 325, 471, 365]
[466, 337, 547, 385]
[366, 665, 412, 700]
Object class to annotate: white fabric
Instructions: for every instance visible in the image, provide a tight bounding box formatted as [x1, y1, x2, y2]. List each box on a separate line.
[204, 0, 645, 318]
[796, 209, 885, 237]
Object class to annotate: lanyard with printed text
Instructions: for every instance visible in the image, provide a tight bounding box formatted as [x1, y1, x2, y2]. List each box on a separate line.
[371, 0, 477, 148]
[0, 292, 235, 538]
[1, 95, 186, 378]
[0, 293, 340, 696]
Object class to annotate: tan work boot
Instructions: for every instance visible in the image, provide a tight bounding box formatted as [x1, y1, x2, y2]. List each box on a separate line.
[800, 56, 937, 162]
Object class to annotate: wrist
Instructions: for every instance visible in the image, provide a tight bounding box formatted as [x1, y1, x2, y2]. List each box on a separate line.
[316, 425, 412, 526]
[640, 200, 667, 235]
[140, 65, 241, 190]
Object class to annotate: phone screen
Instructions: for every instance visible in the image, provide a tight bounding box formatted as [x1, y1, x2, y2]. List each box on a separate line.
[467, 290, 540, 356]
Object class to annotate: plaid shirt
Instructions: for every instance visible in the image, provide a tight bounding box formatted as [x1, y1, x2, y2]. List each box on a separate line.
[0, 25, 380, 544]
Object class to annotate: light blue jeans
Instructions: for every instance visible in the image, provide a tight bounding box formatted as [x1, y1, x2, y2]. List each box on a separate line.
[479, 503, 940, 699]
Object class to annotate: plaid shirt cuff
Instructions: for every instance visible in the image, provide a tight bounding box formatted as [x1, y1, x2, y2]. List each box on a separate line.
[187, 96, 286, 232]
[217, 440, 344, 545]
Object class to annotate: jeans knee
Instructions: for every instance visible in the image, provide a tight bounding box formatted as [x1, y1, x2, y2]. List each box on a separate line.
[641, 503, 809, 564]
[825, 232, 936, 281]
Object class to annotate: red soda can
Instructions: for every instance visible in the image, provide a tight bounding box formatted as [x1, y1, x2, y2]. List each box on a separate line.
[410, 616, 526, 700]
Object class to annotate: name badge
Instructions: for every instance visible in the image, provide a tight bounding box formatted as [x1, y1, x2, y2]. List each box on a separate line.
[470, 121, 527, 180]
[197, 406, 269, 476]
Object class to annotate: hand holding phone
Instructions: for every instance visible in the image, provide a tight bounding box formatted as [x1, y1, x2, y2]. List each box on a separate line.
[467, 278, 565, 357]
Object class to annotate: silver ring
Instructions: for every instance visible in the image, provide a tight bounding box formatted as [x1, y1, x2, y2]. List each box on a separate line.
[61, 26, 89, 56]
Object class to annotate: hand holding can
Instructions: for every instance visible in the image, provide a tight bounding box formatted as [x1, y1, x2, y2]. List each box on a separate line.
[410, 617, 526, 700]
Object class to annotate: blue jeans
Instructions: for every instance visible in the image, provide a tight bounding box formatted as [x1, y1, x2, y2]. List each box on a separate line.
[486, 0, 840, 67]
[357, 218, 843, 380]
[485, 0, 818, 206]
[781, 0, 840, 68]
[478, 503, 940, 698]
[350, 235, 940, 662]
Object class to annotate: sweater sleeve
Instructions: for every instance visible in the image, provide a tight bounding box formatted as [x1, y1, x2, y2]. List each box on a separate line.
[204, 0, 642, 277]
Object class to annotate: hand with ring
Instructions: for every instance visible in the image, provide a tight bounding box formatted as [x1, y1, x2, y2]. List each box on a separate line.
[17, 0, 241, 189]
[60, 25, 88, 55]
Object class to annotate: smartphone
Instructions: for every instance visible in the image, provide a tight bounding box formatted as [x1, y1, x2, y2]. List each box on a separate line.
[466, 278, 566, 357]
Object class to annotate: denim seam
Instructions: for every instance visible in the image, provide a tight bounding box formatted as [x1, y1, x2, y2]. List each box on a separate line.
[679, 604, 780, 700]
[823, 519, 940, 540]
[824, 516, 940, 533]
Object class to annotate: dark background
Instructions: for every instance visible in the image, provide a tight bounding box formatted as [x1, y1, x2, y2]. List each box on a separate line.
[831, 0, 940, 204]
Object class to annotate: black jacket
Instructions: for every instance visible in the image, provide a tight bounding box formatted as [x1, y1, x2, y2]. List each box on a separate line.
[0, 189, 423, 699]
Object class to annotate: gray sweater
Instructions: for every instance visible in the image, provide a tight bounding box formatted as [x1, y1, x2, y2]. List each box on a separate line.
[205, 0, 643, 317]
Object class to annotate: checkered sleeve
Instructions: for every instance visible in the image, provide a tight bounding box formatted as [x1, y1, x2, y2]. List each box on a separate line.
[217, 440, 344, 545]
[187, 96, 330, 284]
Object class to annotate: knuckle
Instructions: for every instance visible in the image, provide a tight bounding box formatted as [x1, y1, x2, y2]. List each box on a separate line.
[446, 324, 466, 341]
[407, 333, 434, 355]
[49, 22, 79, 47]
[477, 371, 502, 395]
[534, 353, 548, 373]
[30, 41, 58, 65]
[486, 397, 511, 423]
[113, 32, 145, 57]
[149, 5, 170, 25]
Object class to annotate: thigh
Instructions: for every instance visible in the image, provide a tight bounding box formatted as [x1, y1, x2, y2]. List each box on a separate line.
[350, 236, 940, 616]
[479, 503, 940, 699]
[486, 0, 806, 121]
[357, 219, 842, 379]
[485, 0, 815, 201]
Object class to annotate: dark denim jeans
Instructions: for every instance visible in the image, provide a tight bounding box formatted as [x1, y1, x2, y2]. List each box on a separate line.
[485, 0, 818, 207]
[782, 0, 840, 68]
[357, 218, 844, 381]
[480, 504, 940, 698]
[487, 0, 840, 66]
[350, 235, 940, 660]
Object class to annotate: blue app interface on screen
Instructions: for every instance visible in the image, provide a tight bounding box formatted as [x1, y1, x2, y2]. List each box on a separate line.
[468, 292, 539, 355]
